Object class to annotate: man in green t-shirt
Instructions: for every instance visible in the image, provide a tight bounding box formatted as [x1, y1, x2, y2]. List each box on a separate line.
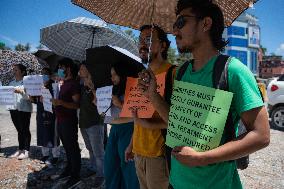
[137, 0, 270, 188]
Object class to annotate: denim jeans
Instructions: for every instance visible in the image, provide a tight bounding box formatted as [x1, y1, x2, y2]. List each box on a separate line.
[42, 144, 60, 158]
[81, 125, 104, 177]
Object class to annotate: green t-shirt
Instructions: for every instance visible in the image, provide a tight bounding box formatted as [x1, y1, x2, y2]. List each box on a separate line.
[170, 56, 263, 189]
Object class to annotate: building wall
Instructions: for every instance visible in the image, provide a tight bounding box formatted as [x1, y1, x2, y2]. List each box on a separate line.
[223, 18, 259, 74]
[259, 56, 284, 78]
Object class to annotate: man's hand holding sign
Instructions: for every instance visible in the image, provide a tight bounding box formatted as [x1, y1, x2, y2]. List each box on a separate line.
[120, 72, 166, 119]
[167, 81, 233, 166]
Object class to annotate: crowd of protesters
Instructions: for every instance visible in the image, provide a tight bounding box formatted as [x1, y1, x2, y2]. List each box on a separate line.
[3, 0, 270, 189]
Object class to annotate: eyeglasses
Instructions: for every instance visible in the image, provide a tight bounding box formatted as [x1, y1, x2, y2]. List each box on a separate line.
[139, 36, 161, 46]
[173, 15, 199, 30]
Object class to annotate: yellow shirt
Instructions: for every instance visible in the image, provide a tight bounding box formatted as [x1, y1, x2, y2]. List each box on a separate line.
[133, 63, 172, 157]
[258, 83, 267, 101]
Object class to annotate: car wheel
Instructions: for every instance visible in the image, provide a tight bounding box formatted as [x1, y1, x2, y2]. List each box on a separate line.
[271, 106, 284, 130]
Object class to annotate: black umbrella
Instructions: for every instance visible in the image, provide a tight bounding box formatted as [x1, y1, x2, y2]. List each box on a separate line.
[33, 49, 64, 72]
[86, 46, 145, 88]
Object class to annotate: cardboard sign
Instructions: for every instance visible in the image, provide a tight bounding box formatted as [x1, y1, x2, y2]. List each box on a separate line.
[166, 80, 233, 152]
[96, 86, 113, 116]
[23, 75, 43, 96]
[41, 88, 53, 113]
[0, 86, 15, 105]
[120, 72, 166, 118]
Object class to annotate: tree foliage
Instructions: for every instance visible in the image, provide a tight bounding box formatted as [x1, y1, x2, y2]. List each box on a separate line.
[0, 42, 11, 50]
[167, 47, 192, 65]
[167, 47, 177, 64]
[124, 29, 138, 43]
[15, 43, 30, 51]
[260, 45, 267, 55]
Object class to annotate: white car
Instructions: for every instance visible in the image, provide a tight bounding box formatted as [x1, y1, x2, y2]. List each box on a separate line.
[267, 74, 284, 130]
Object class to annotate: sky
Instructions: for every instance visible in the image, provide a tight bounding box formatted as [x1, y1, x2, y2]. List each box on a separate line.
[0, 0, 283, 56]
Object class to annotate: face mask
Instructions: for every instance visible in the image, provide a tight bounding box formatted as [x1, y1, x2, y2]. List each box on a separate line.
[57, 69, 65, 78]
[42, 75, 50, 82]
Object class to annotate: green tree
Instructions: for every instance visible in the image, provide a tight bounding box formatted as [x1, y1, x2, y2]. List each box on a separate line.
[0, 42, 5, 50]
[15, 43, 30, 51]
[24, 43, 31, 51]
[167, 47, 177, 64]
[176, 52, 192, 65]
[15, 43, 26, 51]
[0, 42, 11, 50]
[260, 45, 267, 55]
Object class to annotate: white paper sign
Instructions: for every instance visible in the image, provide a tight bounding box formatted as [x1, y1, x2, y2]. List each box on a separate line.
[0, 86, 15, 105]
[23, 75, 44, 96]
[41, 88, 53, 113]
[96, 86, 113, 116]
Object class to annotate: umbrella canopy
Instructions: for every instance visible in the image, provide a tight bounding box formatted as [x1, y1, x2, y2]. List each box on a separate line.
[0, 50, 45, 85]
[86, 46, 145, 88]
[40, 17, 139, 61]
[72, 0, 258, 33]
[33, 49, 64, 71]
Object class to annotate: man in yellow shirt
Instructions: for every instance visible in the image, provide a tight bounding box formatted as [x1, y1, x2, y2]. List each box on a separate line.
[125, 25, 172, 189]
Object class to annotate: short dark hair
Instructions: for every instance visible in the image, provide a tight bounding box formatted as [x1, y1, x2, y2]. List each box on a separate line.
[42, 67, 52, 75]
[58, 57, 78, 78]
[176, 0, 227, 51]
[140, 25, 171, 60]
[15, 64, 27, 76]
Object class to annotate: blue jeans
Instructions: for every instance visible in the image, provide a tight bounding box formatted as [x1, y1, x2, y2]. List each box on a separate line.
[104, 122, 139, 189]
[81, 125, 104, 177]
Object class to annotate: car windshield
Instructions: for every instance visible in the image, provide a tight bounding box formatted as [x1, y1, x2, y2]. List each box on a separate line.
[277, 75, 284, 81]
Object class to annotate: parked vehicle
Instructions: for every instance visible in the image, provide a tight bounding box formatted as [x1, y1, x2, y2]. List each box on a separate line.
[267, 74, 284, 130]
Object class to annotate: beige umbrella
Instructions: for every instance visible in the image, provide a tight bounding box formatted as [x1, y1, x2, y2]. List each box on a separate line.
[72, 0, 258, 33]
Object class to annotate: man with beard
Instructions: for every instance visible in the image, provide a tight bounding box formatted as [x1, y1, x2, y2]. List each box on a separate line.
[137, 0, 270, 189]
[52, 58, 81, 188]
[125, 25, 172, 189]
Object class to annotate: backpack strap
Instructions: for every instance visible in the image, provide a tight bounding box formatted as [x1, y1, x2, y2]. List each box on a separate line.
[176, 61, 190, 81]
[164, 65, 176, 104]
[213, 55, 230, 89]
[163, 64, 176, 171]
[212, 55, 236, 142]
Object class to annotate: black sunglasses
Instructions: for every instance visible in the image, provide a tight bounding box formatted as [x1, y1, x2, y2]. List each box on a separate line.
[173, 15, 199, 30]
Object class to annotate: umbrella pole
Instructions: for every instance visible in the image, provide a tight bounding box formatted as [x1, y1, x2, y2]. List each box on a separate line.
[147, 0, 156, 66]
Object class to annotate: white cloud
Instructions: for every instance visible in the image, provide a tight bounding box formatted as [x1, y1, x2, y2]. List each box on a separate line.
[275, 43, 284, 56]
[0, 34, 19, 46]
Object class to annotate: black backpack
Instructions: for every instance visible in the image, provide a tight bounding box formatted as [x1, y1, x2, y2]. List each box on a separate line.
[162, 65, 177, 171]
[164, 55, 262, 170]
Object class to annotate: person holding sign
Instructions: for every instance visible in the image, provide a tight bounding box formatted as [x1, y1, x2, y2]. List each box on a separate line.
[103, 65, 139, 189]
[78, 63, 105, 188]
[125, 25, 174, 189]
[7, 64, 32, 160]
[137, 1, 270, 189]
[30, 68, 60, 165]
[52, 58, 81, 188]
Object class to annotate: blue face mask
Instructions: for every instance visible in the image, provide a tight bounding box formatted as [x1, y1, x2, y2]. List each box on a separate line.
[42, 75, 50, 82]
[57, 69, 65, 78]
